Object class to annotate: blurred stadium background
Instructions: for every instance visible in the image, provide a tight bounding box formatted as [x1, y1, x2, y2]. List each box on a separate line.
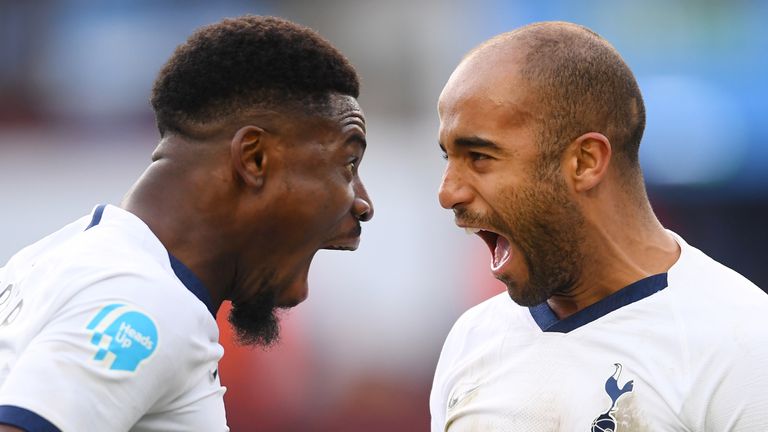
[1, 1, 766, 430]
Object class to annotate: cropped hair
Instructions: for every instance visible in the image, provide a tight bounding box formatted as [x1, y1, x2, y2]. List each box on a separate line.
[151, 15, 360, 137]
[498, 22, 646, 176]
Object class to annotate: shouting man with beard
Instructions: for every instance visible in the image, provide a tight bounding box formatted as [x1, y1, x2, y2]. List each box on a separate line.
[0, 15, 372, 432]
[431, 22, 768, 431]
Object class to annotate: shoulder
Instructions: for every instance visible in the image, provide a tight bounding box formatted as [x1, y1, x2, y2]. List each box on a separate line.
[662, 234, 768, 427]
[438, 292, 525, 367]
[667, 234, 768, 325]
[1, 208, 185, 336]
[447, 292, 512, 336]
[453, 292, 517, 331]
[431, 292, 528, 424]
[669, 231, 764, 297]
[30, 206, 196, 310]
[11, 206, 216, 353]
[0, 208, 222, 430]
[664, 235, 768, 356]
[28, 229, 174, 313]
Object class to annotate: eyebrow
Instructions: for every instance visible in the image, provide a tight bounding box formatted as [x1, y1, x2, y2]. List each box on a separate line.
[439, 136, 503, 154]
[455, 136, 502, 150]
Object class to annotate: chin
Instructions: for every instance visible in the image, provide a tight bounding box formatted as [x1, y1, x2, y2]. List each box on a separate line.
[275, 280, 309, 307]
[501, 277, 548, 307]
[506, 288, 540, 307]
[276, 297, 303, 308]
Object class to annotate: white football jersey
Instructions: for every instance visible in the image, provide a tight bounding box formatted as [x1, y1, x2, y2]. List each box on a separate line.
[0, 205, 228, 431]
[430, 232, 768, 431]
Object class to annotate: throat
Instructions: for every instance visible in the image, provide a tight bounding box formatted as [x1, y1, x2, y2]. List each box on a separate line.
[541, 278, 590, 319]
[546, 295, 583, 320]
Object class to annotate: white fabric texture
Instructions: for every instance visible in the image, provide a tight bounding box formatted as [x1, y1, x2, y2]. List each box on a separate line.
[0, 205, 228, 432]
[430, 232, 768, 432]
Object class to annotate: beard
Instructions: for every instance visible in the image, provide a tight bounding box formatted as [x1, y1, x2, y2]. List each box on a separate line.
[459, 166, 586, 306]
[228, 287, 283, 347]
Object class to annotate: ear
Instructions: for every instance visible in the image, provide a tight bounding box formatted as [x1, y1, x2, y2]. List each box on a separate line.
[564, 132, 611, 193]
[230, 125, 269, 189]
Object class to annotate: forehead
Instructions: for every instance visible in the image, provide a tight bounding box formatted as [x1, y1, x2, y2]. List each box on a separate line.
[281, 94, 366, 148]
[293, 95, 366, 144]
[438, 54, 537, 145]
[321, 94, 365, 130]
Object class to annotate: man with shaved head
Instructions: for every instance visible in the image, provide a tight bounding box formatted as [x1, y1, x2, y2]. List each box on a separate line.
[431, 22, 768, 431]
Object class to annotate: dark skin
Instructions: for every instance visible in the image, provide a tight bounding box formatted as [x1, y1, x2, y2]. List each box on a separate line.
[121, 94, 373, 312]
[0, 95, 373, 432]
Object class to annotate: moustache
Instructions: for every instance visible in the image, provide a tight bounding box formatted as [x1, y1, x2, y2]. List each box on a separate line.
[453, 207, 490, 227]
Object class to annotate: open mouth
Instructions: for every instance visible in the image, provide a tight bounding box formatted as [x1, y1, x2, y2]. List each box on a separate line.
[322, 244, 356, 251]
[465, 227, 511, 271]
[321, 225, 362, 251]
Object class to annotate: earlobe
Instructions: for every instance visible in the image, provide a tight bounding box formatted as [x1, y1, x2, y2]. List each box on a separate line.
[231, 125, 268, 189]
[569, 132, 611, 192]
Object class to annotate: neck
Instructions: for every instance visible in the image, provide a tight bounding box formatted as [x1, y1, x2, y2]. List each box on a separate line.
[547, 194, 680, 320]
[120, 144, 237, 313]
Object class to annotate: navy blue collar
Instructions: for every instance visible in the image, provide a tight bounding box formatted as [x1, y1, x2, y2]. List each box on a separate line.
[529, 273, 668, 333]
[86, 204, 217, 318]
[167, 254, 217, 318]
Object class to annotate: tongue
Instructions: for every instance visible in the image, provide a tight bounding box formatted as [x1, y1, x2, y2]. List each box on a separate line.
[492, 236, 511, 270]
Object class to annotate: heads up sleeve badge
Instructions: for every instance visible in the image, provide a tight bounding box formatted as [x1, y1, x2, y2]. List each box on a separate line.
[86, 303, 159, 372]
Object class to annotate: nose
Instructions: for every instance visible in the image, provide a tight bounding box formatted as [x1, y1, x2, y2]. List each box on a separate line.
[353, 182, 374, 222]
[438, 162, 472, 210]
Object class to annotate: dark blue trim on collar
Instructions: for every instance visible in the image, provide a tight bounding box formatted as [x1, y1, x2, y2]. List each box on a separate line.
[85, 204, 217, 319]
[85, 204, 106, 230]
[168, 254, 217, 318]
[0, 405, 61, 432]
[529, 273, 668, 333]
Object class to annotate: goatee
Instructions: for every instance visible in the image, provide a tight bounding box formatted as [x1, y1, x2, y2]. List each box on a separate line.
[228, 289, 283, 347]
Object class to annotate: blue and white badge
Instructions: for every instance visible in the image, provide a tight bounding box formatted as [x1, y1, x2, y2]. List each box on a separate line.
[86, 303, 159, 372]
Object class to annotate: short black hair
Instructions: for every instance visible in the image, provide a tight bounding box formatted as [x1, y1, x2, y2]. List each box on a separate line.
[150, 15, 360, 138]
[510, 22, 646, 177]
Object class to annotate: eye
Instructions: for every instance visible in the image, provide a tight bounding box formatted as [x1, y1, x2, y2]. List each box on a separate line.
[469, 152, 490, 161]
[345, 158, 358, 175]
[438, 144, 448, 160]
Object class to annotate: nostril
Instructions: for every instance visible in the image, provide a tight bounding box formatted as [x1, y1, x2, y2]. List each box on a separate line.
[359, 209, 372, 222]
[354, 197, 373, 221]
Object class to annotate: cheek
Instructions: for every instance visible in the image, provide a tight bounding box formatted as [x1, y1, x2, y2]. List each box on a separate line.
[282, 160, 357, 234]
[304, 181, 355, 226]
[324, 184, 356, 219]
[491, 182, 545, 241]
[486, 180, 524, 220]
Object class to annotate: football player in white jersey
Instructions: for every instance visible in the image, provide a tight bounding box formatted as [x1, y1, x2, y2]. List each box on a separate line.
[432, 21, 768, 431]
[0, 15, 373, 432]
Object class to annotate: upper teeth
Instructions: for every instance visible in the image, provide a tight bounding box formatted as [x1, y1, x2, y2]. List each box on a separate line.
[464, 227, 480, 235]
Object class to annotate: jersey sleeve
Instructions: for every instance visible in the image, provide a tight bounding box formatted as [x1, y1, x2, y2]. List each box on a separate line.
[0, 273, 189, 431]
[677, 314, 768, 432]
[430, 309, 475, 432]
[700, 331, 768, 431]
[430, 339, 450, 432]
